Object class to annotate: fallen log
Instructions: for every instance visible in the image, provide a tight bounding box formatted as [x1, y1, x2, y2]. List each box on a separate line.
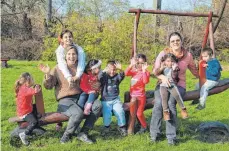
[8, 79, 229, 128]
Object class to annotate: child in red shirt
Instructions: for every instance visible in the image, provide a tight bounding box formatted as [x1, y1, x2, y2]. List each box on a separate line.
[125, 54, 150, 135]
[78, 59, 101, 115]
[15, 72, 40, 145]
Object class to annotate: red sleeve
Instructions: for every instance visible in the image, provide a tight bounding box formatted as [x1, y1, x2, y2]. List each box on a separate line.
[80, 73, 90, 93]
[24, 87, 36, 97]
[143, 71, 150, 84]
[125, 67, 135, 76]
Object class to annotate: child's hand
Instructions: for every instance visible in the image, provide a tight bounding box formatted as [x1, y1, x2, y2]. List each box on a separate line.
[39, 64, 51, 74]
[172, 63, 178, 70]
[34, 85, 41, 93]
[130, 58, 137, 67]
[142, 62, 149, 72]
[115, 61, 122, 70]
[88, 90, 96, 94]
[202, 63, 208, 68]
[103, 67, 109, 73]
[73, 75, 79, 82]
[160, 61, 166, 70]
[67, 77, 74, 88]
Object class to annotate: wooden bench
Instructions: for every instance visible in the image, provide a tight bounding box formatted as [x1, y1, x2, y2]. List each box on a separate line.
[1, 58, 10, 68]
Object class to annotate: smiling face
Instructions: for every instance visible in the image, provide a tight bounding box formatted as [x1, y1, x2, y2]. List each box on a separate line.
[107, 64, 116, 77]
[66, 48, 78, 66]
[136, 58, 145, 71]
[164, 57, 174, 68]
[201, 51, 211, 62]
[170, 35, 182, 52]
[61, 32, 73, 47]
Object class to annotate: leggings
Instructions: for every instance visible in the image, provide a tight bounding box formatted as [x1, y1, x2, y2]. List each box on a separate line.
[130, 95, 147, 128]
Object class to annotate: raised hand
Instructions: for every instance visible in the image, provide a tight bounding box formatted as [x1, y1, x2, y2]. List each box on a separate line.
[34, 85, 41, 93]
[114, 61, 122, 70]
[39, 64, 51, 74]
[160, 61, 166, 70]
[142, 62, 149, 72]
[130, 58, 137, 67]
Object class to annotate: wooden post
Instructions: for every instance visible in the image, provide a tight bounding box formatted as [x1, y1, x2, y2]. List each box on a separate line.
[132, 9, 141, 58]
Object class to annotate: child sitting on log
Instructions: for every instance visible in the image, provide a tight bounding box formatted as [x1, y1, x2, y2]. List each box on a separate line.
[99, 60, 127, 136]
[196, 48, 222, 110]
[125, 54, 150, 135]
[78, 59, 101, 115]
[15, 72, 41, 146]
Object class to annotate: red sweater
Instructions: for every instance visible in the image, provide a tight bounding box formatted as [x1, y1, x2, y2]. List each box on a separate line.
[16, 85, 36, 117]
[80, 73, 99, 93]
[125, 67, 150, 97]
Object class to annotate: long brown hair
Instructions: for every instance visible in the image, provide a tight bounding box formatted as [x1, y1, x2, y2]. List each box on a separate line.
[15, 72, 34, 96]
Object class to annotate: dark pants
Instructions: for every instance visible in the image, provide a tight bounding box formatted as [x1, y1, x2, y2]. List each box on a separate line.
[58, 97, 102, 135]
[150, 85, 186, 140]
[78, 92, 98, 108]
[160, 85, 185, 111]
[23, 113, 38, 135]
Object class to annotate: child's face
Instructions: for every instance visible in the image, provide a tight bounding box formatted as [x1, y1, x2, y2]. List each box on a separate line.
[201, 52, 211, 62]
[92, 66, 101, 75]
[61, 32, 73, 46]
[164, 58, 174, 68]
[136, 58, 145, 71]
[107, 64, 116, 76]
[66, 48, 78, 66]
[26, 77, 34, 87]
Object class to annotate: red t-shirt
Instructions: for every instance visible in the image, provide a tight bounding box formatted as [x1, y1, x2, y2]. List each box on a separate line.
[80, 73, 99, 93]
[16, 85, 36, 117]
[125, 67, 150, 97]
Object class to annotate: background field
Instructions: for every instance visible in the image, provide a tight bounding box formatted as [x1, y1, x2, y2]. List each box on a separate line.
[1, 60, 229, 151]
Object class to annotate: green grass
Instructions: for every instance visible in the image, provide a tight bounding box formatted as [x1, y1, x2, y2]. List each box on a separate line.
[1, 60, 229, 151]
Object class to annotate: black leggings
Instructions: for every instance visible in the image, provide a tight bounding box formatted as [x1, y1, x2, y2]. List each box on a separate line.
[24, 113, 38, 135]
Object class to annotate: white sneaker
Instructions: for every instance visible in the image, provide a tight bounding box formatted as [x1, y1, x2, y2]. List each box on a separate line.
[19, 132, 29, 146]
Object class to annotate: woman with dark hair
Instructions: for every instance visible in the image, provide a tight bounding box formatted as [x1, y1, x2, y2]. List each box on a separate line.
[39, 46, 102, 144]
[150, 32, 199, 145]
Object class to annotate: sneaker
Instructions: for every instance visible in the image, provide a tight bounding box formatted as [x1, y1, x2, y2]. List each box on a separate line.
[60, 133, 71, 144]
[168, 139, 178, 146]
[163, 111, 170, 121]
[196, 105, 205, 110]
[190, 99, 199, 105]
[136, 126, 147, 134]
[117, 127, 127, 136]
[181, 108, 188, 119]
[150, 137, 157, 143]
[77, 132, 93, 144]
[101, 126, 110, 136]
[19, 132, 29, 146]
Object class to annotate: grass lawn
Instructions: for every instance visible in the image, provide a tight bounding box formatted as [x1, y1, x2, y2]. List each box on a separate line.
[1, 60, 229, 151]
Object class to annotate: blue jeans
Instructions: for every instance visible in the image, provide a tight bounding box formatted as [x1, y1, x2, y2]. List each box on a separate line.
[199, 80, 218, 107]
[102, 97, 126, 127]
[150, 85, 186, 140]
[78, 92, 97, 108]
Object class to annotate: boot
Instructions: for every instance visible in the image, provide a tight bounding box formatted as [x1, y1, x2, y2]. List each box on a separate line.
[163, 111, 170, 121]
[181, 108, 188, 119]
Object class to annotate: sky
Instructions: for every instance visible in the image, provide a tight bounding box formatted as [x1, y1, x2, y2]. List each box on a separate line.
[129, 0, 212, 11]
